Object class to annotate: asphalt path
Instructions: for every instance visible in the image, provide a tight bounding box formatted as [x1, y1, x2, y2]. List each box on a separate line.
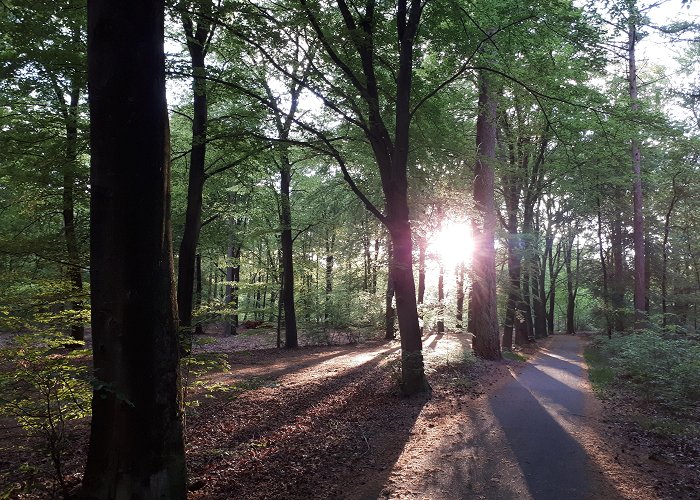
[484, 334, 617, 500]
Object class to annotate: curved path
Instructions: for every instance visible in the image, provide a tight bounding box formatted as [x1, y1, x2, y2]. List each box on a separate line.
[483, 334, 616, 499]
[371, 334, 623, 500]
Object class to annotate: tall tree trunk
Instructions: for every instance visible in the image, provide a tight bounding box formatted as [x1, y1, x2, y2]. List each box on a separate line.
[597, 196, 612, 337]
[532, 252, 547, 338]
[83, 2, 185, 496]
[417, 234, 427, 333]
[176, 5, 212, 332]
[437, 261, 445, 333]
[455, 263, 465, 330]
[565, 235, 576, 334]
[661, 176, 679, 328]
[611, 204, 626, 331]
[372, 238, 379, 294]
[417, 234, 426, 306]
[324, 231, 335, 326]
[61, 82, 84, 342]
[628, 15, 646, 330]
[471, 68, 501, 360]
[280, 159, 298, 347]
[384, 243, 396, 340]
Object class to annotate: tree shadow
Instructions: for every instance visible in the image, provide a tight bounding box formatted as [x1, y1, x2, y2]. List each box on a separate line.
[487, 367, 619, 499]
[185, 342, 425, 499]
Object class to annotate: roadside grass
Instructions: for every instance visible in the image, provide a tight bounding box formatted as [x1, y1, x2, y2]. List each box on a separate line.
[502, 351, 527, 362]
[583, 344, 615, 399]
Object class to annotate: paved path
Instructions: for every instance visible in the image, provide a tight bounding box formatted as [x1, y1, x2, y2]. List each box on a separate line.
[484, 334, 614, 500]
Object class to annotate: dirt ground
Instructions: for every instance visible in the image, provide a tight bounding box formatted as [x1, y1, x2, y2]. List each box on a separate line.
[0, 327, 698, 499]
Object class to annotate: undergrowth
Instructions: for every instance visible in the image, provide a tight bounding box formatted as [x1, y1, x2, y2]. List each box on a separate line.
[586, 330, 700, 416]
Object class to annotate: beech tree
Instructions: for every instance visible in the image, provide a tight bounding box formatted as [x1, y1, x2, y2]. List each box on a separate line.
[82, 0, 186, 496]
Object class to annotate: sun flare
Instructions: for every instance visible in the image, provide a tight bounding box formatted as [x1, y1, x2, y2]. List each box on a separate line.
[430, 222, 474, 268]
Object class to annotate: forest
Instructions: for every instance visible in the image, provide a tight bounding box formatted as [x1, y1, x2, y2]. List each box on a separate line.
[1, 0, 699, 498]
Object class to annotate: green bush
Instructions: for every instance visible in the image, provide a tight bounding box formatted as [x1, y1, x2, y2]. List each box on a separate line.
[599, 330, 700, 413]
[0, 332, 91, 497]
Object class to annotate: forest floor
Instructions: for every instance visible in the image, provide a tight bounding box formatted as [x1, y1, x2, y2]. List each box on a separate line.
[0, 327, 699, 499]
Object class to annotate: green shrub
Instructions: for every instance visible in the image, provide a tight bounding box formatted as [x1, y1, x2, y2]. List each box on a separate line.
[600, 330, 700, 413]
[0, 332, 91, 497]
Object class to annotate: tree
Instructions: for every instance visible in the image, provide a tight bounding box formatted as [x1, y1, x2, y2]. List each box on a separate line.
[82, 1, 186, 497]
[470, 67, 502, 360]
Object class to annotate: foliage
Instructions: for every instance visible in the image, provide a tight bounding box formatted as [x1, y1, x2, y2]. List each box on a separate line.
[0, 332, 91, 497]
[593, 331, 700, 413]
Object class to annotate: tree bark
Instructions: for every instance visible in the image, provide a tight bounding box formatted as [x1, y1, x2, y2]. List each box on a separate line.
[455, 263, 465, 331]
[437, 261, 445, 333]
[661, 175, 679, 328]
[611, 202, 626, 331]
[385, 243, 396, 340]
[83, 1, 185, 496]
[471, 68, 501, 360]
[280, 157, 298, 347]
[597, 196, 612, 337]
[176, 3, 212, 331]
[61, 81, 84, 342]
[324, 230, 335, 326]
[628, 15, 647, 330]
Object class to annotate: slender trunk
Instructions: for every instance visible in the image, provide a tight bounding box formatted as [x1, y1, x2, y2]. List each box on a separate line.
[661, 178, 679, 327]
[385, 243, 396, 340]
[628, 17, 646, 330]
[532, 252, 547, 338]
[83, 2, 185, 495]
[176, 15, 210, 331]
[324, 231, 334, 326]
[597, 197, 612, 337]
[417, 234, 426, 306]
[471, 68, 501, 360]
[437, 261, 445, 333]
[362, 232, 370, 291]
[61, 83, 84, 342]
[565, 236, 576, 334]
[611, 204, 626, 331]
[280, 159, 298, 347]
[372, 238, 379, 294]
[455, 263, 465, 330]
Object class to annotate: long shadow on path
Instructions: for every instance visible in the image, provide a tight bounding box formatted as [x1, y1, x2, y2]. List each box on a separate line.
[488, 335, 619, 500]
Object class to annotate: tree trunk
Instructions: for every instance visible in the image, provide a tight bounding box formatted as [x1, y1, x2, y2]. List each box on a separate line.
[532, 252, 547, 338]
[324, 231, 334, 326]
[597, 197, 612, 337]
[661, 176, 679, 328]
[417, 234, 426, 306]
[82, 2, 185, 496]
[455, 263, 465, 331]
[385, 243, 396, 340]
[628, 16, 646, 330]
[176, 6, 211, 331]
[471, 68, 501, 360]
[611, 204, 625, 331]
[280, 161, 298, 347]
[437, 261, 445, 333]
[61, 82, 84, 342]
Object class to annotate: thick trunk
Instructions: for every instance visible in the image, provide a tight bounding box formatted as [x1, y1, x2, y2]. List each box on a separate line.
[628, 19, 646, 330]
[176, 18, 209, 330]
[83, 2, 185, 497]
[471, 68, 501, 360]
[280, 163, 298, 348]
